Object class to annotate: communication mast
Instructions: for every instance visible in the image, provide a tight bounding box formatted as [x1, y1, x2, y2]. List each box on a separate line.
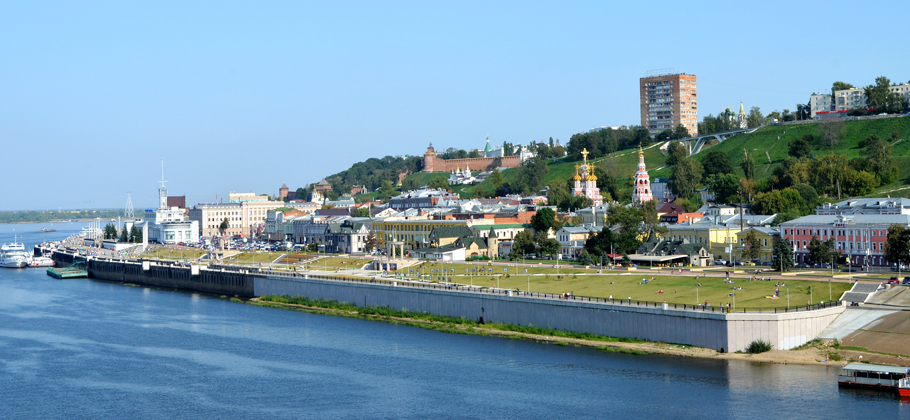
[125, 192, 134, 219]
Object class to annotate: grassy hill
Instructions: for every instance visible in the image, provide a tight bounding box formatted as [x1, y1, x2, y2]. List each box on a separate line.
[403, 116, 910, 200]
[696, 117, 910, 193]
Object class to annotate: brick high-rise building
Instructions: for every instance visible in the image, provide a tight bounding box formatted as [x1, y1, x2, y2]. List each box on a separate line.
[640, 72, 698, 136]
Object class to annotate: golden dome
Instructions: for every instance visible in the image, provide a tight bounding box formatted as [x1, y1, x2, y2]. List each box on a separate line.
[573, 174, 582, 181]
[586, 174, 598, 181]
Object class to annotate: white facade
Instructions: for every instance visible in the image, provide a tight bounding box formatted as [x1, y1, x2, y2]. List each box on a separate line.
[810, 93, 832, 118]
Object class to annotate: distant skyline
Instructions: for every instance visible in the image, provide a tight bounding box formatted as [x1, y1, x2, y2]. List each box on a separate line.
[2, 1, 907, 211]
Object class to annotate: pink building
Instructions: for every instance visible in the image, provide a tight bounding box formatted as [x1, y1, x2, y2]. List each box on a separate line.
[572, 148, 602, 206]
[632, 146, 653, 203]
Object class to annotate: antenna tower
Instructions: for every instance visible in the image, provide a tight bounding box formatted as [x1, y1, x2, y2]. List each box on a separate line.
[125, 192, 134, 219]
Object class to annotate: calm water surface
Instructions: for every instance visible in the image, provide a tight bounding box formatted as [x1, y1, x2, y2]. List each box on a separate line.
[1, 222, 908, 419]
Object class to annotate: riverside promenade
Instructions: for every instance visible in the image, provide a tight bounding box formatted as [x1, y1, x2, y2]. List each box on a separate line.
[50, 247, 848, 353]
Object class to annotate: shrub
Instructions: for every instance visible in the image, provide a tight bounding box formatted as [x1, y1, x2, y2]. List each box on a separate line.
[746, 339, 772, 353]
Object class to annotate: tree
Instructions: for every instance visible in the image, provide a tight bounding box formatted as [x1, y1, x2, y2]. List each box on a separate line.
[740, 230, 761, 261]
[103, 223, 117, 240]
[119, 226, 128, 243]
[788, 136, 813, 160]
[364, 231, 377, 253]
[705, 173, 740, 205]
[884, 224, 910, 275]
[489, 168, 504, 190]
[668, 158, 703, 197]
[427, 177, 449, 191]
[817, 119, 844, 147]
[488, 157, 502, 171]
[130, 225, 142, 243]
[831, 81, 854, 98]
[862, 136, 898, 185]
[377, 180, 398, 201]
[806, 236, 836, 266]
[578, 250, 594, 265]
[773, 238, 794, 272]
[666, 142, 688, 167]
[746, 106, 765, 128]
[865, 76, 904, 114]
[740, 149, 755, 180]
[513, 229, 536, 256]
[294, 187, 308, 202]
[585, 226, 615, 258]
[655, 129, 673, 143]
[702, 150, 733, 177]
[673, 124, 690, 140]
[351, 207, 370, 218]
[307, 243, 318, 252]
[514, 157, 549, 195]
[530, 207, 561, 233]
[537, 237, 561, 260]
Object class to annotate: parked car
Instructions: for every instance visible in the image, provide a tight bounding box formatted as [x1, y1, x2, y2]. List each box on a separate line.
[714, 259, 727, 266]
[887, 278, 900, 285]
[903, 277, 910, 285]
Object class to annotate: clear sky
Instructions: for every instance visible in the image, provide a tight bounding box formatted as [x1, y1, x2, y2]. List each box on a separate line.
[2, 1, 907, 211]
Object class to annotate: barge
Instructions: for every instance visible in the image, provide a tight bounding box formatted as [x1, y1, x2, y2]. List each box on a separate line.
[838, 363, 910, 395]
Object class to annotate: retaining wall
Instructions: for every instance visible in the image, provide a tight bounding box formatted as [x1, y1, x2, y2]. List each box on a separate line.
[254, 276, 846, 352]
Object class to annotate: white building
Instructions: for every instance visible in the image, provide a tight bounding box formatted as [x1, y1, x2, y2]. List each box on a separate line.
[141, 177, 199, 245]
[810, 93, 832, 118]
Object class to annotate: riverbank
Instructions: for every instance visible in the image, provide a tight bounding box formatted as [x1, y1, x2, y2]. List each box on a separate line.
[245, 296, 901, 367]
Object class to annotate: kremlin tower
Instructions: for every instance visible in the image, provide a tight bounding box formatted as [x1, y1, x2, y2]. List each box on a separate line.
[572, 148, 603, 206]
[632, 145, 652, 203]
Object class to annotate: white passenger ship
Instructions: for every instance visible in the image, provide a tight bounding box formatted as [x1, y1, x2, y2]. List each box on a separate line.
[0, 239, 29, 268]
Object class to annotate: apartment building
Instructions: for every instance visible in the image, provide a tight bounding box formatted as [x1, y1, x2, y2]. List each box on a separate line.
[834, 83, 910, 111]
[640, 73, 698, 136]
[781, 214, 910, 267]
[810, 93, 833, 118]
[189, 200, 285, 238]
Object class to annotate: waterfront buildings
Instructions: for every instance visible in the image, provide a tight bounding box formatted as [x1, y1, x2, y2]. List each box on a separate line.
[780, 214, 910, 267]
[190, 200, 285, 238]
[141, 180, 199, 244]
[639, 72, 698, 136]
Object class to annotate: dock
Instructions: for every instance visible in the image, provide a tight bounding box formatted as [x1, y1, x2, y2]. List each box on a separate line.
[46, 261, 88, 279]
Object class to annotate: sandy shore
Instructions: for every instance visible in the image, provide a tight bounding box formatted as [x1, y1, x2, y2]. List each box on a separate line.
[248, 298, 910, 367]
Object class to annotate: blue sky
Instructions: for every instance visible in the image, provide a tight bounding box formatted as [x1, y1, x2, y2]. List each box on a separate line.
[2, 1, 907, 211]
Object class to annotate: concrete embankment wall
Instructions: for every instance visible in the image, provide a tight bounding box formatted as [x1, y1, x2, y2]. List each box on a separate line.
[254, 276, 845, 352]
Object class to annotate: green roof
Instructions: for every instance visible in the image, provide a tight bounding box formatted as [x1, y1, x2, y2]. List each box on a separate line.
[484, 137, 492, 152]
[432, 226, 474, 239]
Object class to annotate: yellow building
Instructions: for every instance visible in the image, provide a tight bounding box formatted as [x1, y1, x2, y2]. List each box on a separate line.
[734, 227, 780, 264]
[665, 222, 745, 258]
[372, 220, 472, 250]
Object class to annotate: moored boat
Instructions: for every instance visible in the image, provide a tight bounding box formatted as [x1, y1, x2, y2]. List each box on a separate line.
[838, 363, 910, 394]
[28, 256, 55, 267]
[900, 377, 910, 398]
[0, 240, 29, 268]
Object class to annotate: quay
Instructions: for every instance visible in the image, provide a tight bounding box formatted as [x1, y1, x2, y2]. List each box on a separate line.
[47, 248, 847, 353]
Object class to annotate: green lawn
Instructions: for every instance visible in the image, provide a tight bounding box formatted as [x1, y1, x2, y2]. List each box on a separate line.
[421, 272, 851, 310]
[307, 256, 374, 270]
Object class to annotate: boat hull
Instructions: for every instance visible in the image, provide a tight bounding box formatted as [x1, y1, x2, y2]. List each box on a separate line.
[0, 261, 27, 268]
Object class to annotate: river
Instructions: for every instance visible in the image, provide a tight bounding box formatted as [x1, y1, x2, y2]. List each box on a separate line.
[0, 222, 907, 419]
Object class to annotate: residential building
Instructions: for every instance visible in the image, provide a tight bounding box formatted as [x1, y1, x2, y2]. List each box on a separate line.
[665, 221, 745, 259]
[640, 72, 698, 136]
[389, 188, 459, 211]
[815, 198, 910, 216]
[556, 226, 598, 259]
[228, 192, 268, 203]
[734, 226, 779, 264]
[834, 83, 910, 112]
[325, 220, 369, 254]
[781, 214, 910, 267]
[189, 200, 285, 238]
[372, 219, 472, 251]
[575, 204, 611, 227]
[810, 93, 833, 118]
